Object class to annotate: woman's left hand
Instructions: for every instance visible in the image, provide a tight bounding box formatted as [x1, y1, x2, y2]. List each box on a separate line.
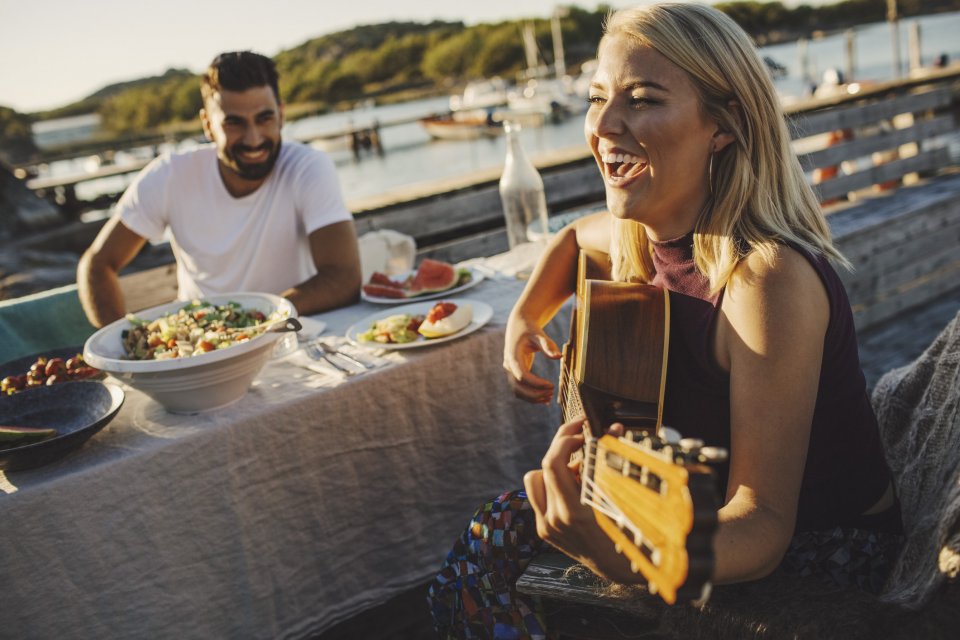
[524, 418, 638, 583]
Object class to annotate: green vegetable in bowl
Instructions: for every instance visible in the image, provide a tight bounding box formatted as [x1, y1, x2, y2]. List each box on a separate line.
[122, 300, 277, 360]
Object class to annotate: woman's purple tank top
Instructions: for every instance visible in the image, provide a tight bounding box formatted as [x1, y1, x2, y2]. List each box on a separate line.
[649, 233, 893, 532]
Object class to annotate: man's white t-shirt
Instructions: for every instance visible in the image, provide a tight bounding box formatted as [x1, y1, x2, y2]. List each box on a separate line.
[116, 141, 351, 301]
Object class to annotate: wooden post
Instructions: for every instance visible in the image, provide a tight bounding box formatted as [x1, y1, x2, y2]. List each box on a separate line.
[798, 37, 813, 89]
[844, 29, 856, 83]
[908, 22, 922, 72]
[552, 7, 567, 78]
[888, 0, 902, 78]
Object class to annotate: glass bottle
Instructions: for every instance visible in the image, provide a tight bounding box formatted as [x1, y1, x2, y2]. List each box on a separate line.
[498, 121, 550, 248]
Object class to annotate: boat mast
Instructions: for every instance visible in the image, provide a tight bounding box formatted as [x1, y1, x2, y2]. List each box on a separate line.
[552, 7, 567, 78]
[522, 22, 541, 78]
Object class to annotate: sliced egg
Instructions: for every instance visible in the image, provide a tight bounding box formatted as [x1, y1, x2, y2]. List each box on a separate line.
[418, 304, 473, 338]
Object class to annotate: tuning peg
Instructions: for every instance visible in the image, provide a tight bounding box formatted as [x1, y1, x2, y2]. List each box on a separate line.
[679, 437, 704, 452]
[699, 446, 729, 463]
[660, 426, 681, 444]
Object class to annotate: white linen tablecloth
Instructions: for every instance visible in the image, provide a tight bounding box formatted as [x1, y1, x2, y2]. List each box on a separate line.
[0, 273, 571, 639]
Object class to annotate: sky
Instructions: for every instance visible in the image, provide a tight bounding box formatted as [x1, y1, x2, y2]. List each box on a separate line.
[0, 0, 829, 114]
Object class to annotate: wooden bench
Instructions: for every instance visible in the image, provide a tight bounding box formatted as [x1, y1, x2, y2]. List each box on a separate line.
[517, 550, 960, 639]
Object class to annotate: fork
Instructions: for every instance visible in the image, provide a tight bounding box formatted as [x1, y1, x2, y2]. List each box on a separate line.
[311, 341, 374, 370]
[303, 342, 355, 375]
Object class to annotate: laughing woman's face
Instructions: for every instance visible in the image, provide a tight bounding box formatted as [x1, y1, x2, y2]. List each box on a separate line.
[585, 34, 723, 240]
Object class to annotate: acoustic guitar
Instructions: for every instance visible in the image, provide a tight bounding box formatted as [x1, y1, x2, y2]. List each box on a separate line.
[558, 251, 726, 605]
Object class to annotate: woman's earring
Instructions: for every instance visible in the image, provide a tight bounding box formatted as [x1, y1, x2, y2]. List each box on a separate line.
[708, 152, 715, 197]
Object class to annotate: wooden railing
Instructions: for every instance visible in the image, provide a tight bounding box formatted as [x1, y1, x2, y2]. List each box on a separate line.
[14, 69, 959, 325]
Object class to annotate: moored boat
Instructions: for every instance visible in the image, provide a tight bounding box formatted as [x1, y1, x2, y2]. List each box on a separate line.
[419, 112, 504, 141]
[449, 78, 510, 112]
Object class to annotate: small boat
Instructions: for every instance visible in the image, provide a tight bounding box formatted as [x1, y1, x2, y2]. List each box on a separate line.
[419, 113, 504, 141]
[449, 78, 509, 112]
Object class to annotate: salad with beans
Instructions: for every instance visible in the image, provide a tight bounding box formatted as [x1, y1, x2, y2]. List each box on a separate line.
[122, 300, 276, 360]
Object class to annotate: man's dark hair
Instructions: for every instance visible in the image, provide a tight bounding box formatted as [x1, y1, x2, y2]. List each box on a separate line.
[201, 51, 280, 104]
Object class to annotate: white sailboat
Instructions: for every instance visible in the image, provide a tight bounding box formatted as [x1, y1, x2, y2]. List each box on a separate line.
[502, 11, 591, 124]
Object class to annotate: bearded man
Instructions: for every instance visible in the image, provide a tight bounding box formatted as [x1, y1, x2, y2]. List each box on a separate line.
[78, 51, 361, 326]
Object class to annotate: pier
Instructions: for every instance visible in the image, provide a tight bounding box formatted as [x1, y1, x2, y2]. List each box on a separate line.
[17, 110, 447, 216]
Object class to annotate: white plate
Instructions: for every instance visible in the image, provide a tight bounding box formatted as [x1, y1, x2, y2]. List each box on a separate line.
[360, 266, 485, 304]
[346, 299, 494, 350]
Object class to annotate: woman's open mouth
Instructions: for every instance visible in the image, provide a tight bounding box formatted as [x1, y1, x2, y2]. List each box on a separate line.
[600, 152, 648, 187]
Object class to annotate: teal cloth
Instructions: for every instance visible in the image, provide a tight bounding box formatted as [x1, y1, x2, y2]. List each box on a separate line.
[0, 285, 97, 363]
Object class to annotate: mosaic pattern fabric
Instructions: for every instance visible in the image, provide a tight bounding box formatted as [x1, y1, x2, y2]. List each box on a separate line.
[427, 490, 551, 640]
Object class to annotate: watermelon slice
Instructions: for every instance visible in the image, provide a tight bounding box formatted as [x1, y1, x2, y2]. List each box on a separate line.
[362, 271, 409, 298]
[361, 283, 408, 299]
[362, 259, 462, 299]
[406, 259, 458, 296]
[369, 272, 405, 289]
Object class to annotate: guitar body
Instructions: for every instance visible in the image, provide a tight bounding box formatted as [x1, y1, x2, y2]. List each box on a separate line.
[560, 251, 668, 437]
[559, 251, 722, 605]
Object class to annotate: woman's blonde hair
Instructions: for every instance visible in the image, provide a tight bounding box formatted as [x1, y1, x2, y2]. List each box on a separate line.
[604, 3, 849, 290]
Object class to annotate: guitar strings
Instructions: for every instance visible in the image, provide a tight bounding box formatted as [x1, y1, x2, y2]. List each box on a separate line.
[581, 442, 663, 568]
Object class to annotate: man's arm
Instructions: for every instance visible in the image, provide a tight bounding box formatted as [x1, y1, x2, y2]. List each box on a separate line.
[282, 219, 362, 315]
[77, 216, 148, 327]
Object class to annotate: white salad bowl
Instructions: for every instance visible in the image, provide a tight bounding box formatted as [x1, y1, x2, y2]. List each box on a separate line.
[83, 292, 297, 414]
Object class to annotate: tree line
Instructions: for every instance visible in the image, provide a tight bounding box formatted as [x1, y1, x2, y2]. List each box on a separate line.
[2, 0, 960, 165]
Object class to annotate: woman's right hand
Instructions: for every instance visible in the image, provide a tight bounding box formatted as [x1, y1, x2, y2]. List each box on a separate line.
[503, 312, 562, 404]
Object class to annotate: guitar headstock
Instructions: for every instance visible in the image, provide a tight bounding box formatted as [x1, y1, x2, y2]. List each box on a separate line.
[582, 429, 726, 605]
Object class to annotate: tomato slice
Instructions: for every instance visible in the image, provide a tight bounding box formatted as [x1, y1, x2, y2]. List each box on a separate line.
[426, 302, 457, 324]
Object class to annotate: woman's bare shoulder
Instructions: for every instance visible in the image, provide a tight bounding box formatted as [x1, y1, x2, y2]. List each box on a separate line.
[572, 210, 612, 254]
[729, 243, 823, 302]
[721, 243, 829, 353]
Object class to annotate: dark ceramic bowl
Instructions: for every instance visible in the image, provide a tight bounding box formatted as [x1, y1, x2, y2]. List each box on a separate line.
[0, 380, 124, 472]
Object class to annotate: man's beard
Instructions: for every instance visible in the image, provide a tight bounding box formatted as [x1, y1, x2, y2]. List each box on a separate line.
[222, 139, 282, 181]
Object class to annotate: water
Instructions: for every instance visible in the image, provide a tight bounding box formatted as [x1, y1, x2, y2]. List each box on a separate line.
[33, 113, 102, 149]
[765, 11, 960, 99]
[42, 10, 960, 207]
[285, 96, 588, 202]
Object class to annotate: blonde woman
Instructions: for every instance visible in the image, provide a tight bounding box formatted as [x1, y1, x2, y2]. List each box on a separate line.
[428, 3, 901, 638]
